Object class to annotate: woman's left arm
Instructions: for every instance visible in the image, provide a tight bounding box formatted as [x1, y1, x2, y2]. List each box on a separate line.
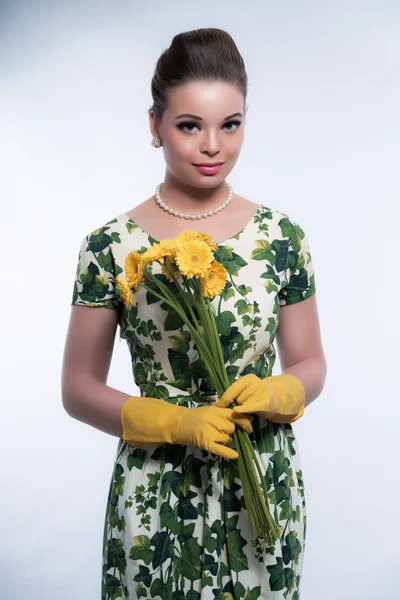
[276, 294, 327, 408]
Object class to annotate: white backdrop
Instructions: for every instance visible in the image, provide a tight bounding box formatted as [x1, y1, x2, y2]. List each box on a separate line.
[1, 1, 399, 598]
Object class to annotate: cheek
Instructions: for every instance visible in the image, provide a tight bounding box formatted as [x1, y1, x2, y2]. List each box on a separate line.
[165, 129, 194, 156]
[230, 129, 245, 151]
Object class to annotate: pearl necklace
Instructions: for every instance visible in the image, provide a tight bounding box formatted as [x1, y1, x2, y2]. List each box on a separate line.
[155, 182, 233, 219]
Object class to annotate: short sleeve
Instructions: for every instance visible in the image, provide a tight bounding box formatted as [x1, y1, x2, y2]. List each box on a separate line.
[278, 221, 316, 307]
[71, 231, 120, 311]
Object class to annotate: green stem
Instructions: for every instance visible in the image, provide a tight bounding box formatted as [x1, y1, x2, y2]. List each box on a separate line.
[193, 281, 279, 541]
[190, 278, 226, 392]
[233, 426, 280, 544]
[234, 430, 257, 538]
[138, 263, 280, 544]
[140, 276, 223, 394]
[182, 275, 196, 299]
[162, 265, 200, 330]
[235, 430, 266, 536]
[239, 430, 280, 540]
[194, 282, 228, 394]
[200, 295, 221, 366]
[198, 297, 219, 365]
[206, 298, 231, 388]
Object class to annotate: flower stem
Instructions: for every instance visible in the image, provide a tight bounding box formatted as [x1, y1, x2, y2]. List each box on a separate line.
[140, 276, 224, 394]
[135, 257, 280, 544]
[162, 265, 200, 330]
[205, 298, 231, 388]
[238, 430, 281, 541]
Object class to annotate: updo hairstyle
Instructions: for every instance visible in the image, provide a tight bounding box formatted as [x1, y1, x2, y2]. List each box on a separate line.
[148, 28, 249, 124]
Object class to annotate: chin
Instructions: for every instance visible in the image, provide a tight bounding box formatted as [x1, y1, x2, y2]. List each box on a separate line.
[182, 173, 226, 188]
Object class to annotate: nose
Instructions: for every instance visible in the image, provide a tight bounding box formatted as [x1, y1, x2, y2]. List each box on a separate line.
[199, 129, 220, 156]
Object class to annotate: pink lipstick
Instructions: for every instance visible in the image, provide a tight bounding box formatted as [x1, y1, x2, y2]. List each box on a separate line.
[194, 162, 224, 175]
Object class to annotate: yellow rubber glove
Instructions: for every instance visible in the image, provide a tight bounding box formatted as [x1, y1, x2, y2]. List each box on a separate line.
[121, 395, 254, 460]
[215, 373, 305, 424]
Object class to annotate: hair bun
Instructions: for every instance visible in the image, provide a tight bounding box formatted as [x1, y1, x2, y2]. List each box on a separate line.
[149, 28, 248, 124]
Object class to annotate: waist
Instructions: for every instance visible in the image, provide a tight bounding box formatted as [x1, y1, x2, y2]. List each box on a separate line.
[140, 382, 218, 406]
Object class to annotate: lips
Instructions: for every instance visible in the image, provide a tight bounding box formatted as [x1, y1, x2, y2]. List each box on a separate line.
[194, 162, 224, 167]
[194, 163, 224, 175]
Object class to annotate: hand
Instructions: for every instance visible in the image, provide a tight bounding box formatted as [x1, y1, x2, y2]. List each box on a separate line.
[121, 395, 254, 462]
[215, 373, 305, 424]
[175, 405, 254, 460]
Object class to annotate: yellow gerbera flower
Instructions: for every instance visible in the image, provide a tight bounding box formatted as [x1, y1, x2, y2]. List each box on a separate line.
[195, 232, 218, 252]
[173, 230, 198, 247]
[200, 260, 228, 298]
[124, 250, 144, 289]
[161, 249, 181, 281]
[141, 239, 175, 265]
[116, 276, 136, 307]
[175, 239, 214, 279]
[174, 230, 217, 252]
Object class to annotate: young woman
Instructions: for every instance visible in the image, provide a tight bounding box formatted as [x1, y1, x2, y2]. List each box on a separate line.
[62, 27, 327, 600]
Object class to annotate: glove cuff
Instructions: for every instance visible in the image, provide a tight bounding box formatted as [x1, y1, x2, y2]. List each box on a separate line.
[121, 395, 188, 446]
[261, 373, 305, 423]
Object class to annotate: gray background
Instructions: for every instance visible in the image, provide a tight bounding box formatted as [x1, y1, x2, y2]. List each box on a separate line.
[1, 1, 399, 598]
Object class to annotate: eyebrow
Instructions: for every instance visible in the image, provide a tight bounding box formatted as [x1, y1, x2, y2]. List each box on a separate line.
[175, 112, 243, 121]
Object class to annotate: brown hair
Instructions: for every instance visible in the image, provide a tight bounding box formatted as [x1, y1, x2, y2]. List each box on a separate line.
[149, 28, 248, 123]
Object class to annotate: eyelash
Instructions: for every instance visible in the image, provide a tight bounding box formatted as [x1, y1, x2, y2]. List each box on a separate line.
[176, 120, 242, 133]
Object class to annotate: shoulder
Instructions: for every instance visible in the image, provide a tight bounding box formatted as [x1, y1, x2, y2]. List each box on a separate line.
[81, 212, 127, 250]
[123, 196, 154, 222]
[235, 194, 306, 241]
[257, 203, 308, 245]
[76, 213, 128, 280]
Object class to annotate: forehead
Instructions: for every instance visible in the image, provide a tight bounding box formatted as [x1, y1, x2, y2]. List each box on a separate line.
[166, 80, 243, 115]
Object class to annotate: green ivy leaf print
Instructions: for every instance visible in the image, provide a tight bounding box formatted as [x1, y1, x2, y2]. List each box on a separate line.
[89, 205, 316, 599]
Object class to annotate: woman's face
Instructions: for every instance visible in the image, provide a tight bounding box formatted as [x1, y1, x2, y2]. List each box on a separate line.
[150, 80, 245, 189]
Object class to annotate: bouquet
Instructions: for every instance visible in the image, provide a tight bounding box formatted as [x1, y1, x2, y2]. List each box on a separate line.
[116, 229, 281, 544]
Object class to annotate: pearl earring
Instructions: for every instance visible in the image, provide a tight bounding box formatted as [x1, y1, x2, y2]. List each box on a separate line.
[151, 136, 162, 148]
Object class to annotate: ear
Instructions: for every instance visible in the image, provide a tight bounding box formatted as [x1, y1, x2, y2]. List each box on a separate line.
[149, 110, 160, 139]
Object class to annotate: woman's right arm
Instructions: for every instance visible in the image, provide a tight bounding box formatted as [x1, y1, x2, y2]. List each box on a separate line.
[61, 305, 130, 438]
[62, 305, 253, 459]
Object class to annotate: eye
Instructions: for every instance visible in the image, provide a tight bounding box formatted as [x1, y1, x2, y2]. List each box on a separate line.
[176, 122, 199, 133]
[223, 120, 241, 132]
[176, 120, 242, 134]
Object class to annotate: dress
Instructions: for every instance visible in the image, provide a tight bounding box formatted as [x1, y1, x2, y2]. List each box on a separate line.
[71, 203, 316, 600]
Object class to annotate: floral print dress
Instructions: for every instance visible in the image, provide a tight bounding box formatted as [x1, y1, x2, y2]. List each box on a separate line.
[71, 203, 316, 600]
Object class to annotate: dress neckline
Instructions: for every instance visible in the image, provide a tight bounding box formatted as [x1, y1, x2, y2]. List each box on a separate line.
[118, 203, 263, 246]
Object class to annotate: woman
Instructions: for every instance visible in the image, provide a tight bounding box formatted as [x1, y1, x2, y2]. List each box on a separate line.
[62, 27, 327, 600]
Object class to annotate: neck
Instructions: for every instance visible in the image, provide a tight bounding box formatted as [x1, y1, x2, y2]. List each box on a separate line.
[159, 172, 231, 212]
